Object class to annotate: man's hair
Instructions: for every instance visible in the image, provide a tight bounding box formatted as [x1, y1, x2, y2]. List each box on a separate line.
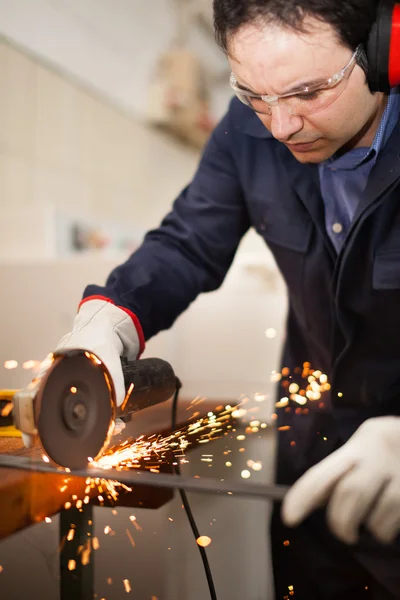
[213, 0, 378, 54]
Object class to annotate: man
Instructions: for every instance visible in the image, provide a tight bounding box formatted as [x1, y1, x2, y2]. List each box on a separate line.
[27, 1, 400, 597]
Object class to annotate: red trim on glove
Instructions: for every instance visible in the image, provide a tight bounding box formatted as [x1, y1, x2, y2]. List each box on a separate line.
[79, 295, 145, 358]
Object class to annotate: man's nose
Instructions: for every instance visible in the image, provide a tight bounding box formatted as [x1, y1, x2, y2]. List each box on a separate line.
[263, 104, 304, 141]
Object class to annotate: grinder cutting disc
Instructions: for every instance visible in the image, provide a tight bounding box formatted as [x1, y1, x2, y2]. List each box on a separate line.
[35, 351, 115, 469]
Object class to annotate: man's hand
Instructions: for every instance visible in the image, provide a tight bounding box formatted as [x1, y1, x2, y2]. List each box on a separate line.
[21, 298, 142, 447]
[282, 417, 400, 545]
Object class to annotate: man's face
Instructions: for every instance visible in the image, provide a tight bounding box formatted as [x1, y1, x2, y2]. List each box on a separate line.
[229, 17, 386, 163]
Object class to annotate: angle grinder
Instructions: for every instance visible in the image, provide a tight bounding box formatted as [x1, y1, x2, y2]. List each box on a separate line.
[12, 350, 178, 469]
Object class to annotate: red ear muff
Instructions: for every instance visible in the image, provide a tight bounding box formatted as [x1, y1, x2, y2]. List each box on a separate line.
[388, 3, 400, 87]
[366, 0, 400, 92]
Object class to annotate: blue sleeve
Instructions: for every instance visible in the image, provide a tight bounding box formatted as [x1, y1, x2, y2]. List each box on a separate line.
[83, 108, 249, 340]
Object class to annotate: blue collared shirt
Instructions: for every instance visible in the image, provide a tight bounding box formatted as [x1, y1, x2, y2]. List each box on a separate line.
[319, 88, 400, 253]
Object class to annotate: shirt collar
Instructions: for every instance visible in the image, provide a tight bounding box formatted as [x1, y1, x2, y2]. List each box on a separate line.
[322, 87, 400, 170]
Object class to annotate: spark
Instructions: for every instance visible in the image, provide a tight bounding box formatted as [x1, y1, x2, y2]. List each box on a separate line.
[92, 537, 100, 550]
[265, 328, 277, 338]
[42, 455, 50, 463]
[129, 515, 136, 523]
[45, 517, 52, 523]
[67, 528, 75, 541]
[68, 560, 76, 571]
[251, 461, 263, 471]
[123, 579, 132, 593]
[283, 540, 290, 546]
[1, 402, 12, 417]
[81, 541, 91, 566]
[271, 372, 282, 382]
[225, 462, 232, 467]
[126, 529, 135, 548]
[232, 408, 247, 418]
[236, 435, 246, 441]
[276, 397, 289, 408]
[4, 360, 18, 369]
[196, 536, 212, 547]
[241, 470, 251, 479]
[23, 360, 39, 370]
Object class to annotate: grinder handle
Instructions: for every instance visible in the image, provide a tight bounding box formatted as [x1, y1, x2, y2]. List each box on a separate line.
[116, 357, 178, 418]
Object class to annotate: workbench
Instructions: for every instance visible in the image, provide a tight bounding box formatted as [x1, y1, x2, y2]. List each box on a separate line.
[0, 398, 230, 541]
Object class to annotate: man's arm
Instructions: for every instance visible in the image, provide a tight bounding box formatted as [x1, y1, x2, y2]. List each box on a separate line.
[83, 109, 249, 341]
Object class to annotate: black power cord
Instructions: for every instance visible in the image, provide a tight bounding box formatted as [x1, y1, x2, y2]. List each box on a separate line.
[171, 379, 217, 600]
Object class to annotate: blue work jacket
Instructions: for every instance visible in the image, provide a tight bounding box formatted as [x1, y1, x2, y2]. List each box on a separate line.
[84, 97, 400, 483]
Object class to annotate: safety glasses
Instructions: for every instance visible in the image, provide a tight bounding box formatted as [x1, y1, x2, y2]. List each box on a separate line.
[230, 45, 363, 116]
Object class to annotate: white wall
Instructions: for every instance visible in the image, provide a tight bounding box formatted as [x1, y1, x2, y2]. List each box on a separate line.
[0, 0, 230, 121]
[0, 39, 201, 260]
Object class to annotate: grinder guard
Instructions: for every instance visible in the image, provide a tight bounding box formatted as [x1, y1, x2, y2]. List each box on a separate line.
[14, 350, 178, 470]
[36, 351, 115, 469]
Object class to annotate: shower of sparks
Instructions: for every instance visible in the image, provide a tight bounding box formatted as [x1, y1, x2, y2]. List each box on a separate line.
[196, 536, 212, 547]
[48, 361, 329, 570]
[90, 408, 236, 478]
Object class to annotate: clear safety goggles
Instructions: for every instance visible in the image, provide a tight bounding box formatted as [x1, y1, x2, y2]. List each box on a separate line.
[230, 45, 363, 117]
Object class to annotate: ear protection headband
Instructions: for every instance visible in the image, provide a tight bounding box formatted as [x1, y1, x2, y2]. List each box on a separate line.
[367, 0, 400, 91]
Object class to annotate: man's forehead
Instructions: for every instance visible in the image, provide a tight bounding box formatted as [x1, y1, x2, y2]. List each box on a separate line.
[229, 18, 346, 94]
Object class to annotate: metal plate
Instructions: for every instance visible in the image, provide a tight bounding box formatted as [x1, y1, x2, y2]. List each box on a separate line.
[36, 352, 115, 469]
[0, 454, 289, 501]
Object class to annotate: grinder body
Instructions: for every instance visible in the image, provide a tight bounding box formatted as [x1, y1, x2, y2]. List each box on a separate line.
[13, 350, 177, 469]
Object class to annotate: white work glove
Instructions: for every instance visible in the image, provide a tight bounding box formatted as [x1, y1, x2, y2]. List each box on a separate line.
[282, 416, 400, 545]
[21, 299, 142, 448]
